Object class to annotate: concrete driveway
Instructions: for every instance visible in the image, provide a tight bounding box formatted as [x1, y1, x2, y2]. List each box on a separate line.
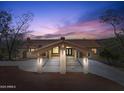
[88, 59, 124, 86]
[0, 57, 124, 86]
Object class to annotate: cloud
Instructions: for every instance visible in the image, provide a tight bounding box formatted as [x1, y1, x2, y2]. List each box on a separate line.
[51, 19, 114, 39]
[32, 19, 115, 39]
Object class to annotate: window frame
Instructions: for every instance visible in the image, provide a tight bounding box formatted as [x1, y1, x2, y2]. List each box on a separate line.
[52, 46, 59, 54]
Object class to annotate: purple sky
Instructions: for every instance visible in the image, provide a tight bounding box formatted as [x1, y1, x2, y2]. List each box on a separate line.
[0, 1, 124, 39]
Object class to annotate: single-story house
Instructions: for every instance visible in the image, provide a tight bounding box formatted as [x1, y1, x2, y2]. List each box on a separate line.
[19, 37, 101, 74]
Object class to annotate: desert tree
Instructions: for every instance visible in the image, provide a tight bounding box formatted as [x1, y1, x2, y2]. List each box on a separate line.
[100, 9, 124, 47]
[99, 48, 119, 65]
[0, 10, 12, 59]
[0, 10, 33, 60]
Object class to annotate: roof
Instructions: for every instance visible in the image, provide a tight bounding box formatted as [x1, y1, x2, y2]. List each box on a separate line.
[21, 38, 101, 49]
[66, 39, 100, 48]
[33, 40, 89, 54]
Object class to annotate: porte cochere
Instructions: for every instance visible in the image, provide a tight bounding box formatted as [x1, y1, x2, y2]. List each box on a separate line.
[19, 37, 101, 74]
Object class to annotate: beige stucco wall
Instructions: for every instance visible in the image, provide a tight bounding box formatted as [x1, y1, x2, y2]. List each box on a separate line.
[18, 46, 99, 59]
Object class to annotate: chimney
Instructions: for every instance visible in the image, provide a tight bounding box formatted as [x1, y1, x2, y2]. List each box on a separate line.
[27, 37, 30, 41]
[60, 37, 65, 40]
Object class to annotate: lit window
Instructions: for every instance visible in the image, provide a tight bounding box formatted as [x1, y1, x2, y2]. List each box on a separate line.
[66, 46, 72, 48]
[91, 48, 97, 54]
[52, 47, 59, 54]
[31, 49, 35, 52]
[29, 48, 35, 52]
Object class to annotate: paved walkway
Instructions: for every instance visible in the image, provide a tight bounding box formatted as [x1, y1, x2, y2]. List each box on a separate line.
[43, 56, 83, 72]
[0, 57, 124, 86]
[88, 59, 124, 86]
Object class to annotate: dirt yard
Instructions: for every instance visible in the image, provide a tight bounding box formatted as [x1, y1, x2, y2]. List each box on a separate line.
[0, 66, 124, 91]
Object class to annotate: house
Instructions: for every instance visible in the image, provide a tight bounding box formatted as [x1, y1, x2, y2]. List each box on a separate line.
[19, 37, 101, 74]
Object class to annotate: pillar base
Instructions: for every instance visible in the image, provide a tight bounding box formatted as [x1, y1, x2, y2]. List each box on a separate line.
[82, 57, 89, 74]
[37, 57, 43, 73]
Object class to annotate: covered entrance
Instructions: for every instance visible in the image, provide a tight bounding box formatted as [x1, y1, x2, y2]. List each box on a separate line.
[32, 38, 89, 74]
[41, 56, 83, 72]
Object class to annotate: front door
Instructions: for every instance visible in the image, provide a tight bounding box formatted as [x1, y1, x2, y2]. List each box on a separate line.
[66, 48, 72, 56]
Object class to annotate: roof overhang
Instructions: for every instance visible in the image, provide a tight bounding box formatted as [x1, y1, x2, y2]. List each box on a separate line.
[32, 40, 89, 54]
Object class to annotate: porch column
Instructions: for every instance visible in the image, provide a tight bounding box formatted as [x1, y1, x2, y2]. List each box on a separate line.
[48, 50, 51, 59]
[60, 44, 66, 74]
[46, 51, 48, 58]
[74, 49, 77, 61]
[37, 53, 43, 73]
[82, 52, 89, 74]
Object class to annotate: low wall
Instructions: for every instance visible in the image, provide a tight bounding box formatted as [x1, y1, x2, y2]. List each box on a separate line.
[0, 58, 48, 72]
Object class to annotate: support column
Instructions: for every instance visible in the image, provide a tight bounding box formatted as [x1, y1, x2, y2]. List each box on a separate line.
[46, 51, 48, 58]
[60, 44, 66, 74]
[82, 52, 89, 74]
[48, 50, 51, 59]
[74, 49, 77, 61]
[37, 53, 43, 73]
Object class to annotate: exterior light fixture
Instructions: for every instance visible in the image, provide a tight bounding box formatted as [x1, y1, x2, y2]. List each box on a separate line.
[83, 57, 89, 74]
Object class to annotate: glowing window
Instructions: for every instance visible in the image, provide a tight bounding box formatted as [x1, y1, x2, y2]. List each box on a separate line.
[31, 49, 35, 52]
[91, 48, 97, 54]
[66, 46, 72, 48]
[29, 48, 35, 52]
[52, 47, 59, 54]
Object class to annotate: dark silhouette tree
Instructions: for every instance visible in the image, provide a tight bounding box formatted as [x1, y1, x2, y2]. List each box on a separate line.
[99, 48, 119, 65]
[0, 10, 33, 60]
[100, 9, 124, 47]
[0, 11, 12, 60]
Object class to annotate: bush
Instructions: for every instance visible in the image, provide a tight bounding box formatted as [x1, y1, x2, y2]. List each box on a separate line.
[99, 48, 119, 65]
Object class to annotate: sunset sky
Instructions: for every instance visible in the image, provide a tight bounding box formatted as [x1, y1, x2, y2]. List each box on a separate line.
[0, 1, 124, 39]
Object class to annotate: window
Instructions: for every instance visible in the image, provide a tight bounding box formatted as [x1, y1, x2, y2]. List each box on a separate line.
[31, 48, 35, 52]
[66, 46, 72, 48]
[52, 47, 59, 54]
[91, 48, 97, 54]
[29, 48, 35, 52]
[66, 48, 72, 56]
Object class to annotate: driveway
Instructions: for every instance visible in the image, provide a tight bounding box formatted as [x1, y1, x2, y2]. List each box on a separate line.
[0, 57, 124, 86]
[0, 67, 124, 91]
[88, 59, 124, 86]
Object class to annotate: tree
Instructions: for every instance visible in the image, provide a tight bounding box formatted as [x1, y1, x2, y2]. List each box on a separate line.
[0, 11, 12, 60]
[100, 9, 124, 47]
[0, 10, 33, 60]
[99, 48, 119, 65]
